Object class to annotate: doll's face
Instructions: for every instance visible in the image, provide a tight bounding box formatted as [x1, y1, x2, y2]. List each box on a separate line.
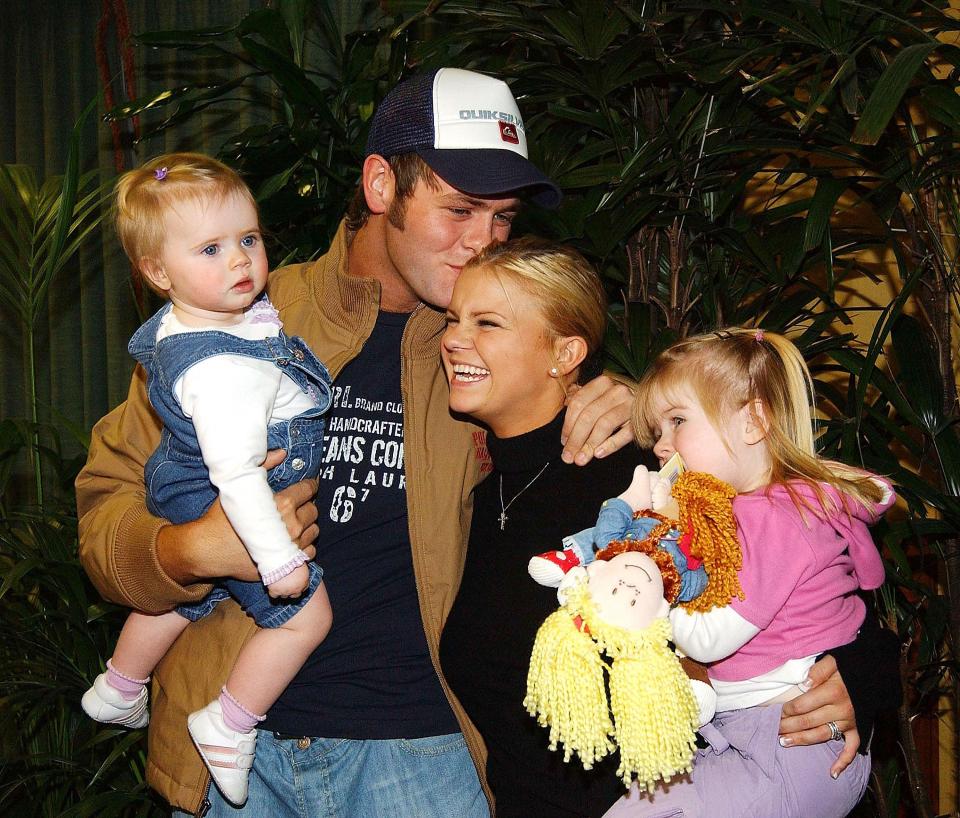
[586, 552, 670, 631]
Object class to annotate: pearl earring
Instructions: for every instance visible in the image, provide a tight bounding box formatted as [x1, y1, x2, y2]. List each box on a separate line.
[549, 367, 559, 377]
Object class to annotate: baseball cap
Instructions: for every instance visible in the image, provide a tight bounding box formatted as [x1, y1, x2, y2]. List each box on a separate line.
[365, 68, 562, 209]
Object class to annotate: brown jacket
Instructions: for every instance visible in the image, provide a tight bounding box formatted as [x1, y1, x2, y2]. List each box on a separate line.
[76, 224, 490, 815]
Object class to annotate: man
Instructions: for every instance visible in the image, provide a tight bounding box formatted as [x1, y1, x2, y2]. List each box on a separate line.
[78, 68, 867, 817]
[78, 67, 636, 817]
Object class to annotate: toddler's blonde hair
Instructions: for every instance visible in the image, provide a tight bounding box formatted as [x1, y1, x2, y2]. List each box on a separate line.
[633, 327, 885, 511]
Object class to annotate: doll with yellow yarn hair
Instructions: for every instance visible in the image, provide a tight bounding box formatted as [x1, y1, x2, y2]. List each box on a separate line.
[525, 538, 712, 794]
[597, 328, 895, 818]
[524, 465, 743, 789]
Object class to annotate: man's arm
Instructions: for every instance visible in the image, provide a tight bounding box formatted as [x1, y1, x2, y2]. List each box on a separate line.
[779, 607, 901, 777]
[76, 366, 214, 612]
[561, 374, 635, 465]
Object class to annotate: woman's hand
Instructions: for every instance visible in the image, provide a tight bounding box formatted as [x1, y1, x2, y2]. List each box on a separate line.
[778, 655, 860, 778]
[157, 449, 319, 585]
[561, 375, 635, 465]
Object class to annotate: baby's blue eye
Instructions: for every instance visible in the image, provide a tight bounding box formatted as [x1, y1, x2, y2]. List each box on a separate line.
[201, 245, 218, 256]
[241, 235, 258, 248]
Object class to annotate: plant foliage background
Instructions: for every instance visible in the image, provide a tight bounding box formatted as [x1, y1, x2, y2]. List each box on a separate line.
[1, 1, 958, 816]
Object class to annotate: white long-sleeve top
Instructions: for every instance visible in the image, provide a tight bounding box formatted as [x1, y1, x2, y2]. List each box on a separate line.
[158, 309, 316, 585]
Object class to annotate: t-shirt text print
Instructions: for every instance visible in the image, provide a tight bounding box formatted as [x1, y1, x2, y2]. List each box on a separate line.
[274, 309, 457, 739]
[320, 385, 405, 524]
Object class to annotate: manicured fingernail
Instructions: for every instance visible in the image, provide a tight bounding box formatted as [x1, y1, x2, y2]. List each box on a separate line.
[595, 446, 607, 459]
[831, 771, 839, 780]
[561, 451, 574, 464]
[798, 678, 812, 692]
[779, 737, 791, 748]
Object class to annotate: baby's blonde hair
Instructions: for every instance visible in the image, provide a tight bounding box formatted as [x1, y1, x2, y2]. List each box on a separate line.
[633, 327, 885, 511]
[114, 152, 258, 287]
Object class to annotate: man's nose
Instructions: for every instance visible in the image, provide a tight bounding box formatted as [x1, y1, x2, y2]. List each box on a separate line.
[461, 215, 495, 254]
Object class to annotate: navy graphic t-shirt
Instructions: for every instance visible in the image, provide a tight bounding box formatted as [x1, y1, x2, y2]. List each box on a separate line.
[263, 310, 459, 738]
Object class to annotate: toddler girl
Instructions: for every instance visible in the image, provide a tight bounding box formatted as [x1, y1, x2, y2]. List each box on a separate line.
[81, 153, 333, 807]
[603, 327, 893, 818]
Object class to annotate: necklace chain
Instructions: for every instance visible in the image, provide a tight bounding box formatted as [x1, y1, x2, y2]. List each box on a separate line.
[498, 462, 550, 531]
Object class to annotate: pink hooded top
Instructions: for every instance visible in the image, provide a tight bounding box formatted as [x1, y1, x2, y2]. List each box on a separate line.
[708, 479, 894, 682]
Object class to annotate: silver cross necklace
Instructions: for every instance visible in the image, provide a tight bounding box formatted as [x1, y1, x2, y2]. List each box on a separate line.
[498, 462, 551, 531]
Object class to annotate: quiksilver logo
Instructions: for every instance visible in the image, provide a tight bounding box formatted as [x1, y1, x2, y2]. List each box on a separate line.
[499, 121, 519, 144]
[458, 110, 525, 130]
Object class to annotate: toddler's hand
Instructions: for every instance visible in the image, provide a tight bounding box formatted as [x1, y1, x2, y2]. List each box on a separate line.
[650, 473, 679, 518]
[267, 563, 310, 599]
[618, 465, 654, 512]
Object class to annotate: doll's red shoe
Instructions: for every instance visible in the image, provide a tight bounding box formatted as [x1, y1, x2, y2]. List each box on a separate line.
[528, 548, 583, 587]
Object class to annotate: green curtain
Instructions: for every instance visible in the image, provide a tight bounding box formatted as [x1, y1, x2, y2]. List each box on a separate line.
[0, 0, 264, 453]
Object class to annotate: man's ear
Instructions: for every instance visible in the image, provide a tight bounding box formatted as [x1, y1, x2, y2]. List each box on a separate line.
[741, 399, 768, 445]
[361, 154, 394, 215]
[553, 335, 588, 377]
[139, 258, 171, 293]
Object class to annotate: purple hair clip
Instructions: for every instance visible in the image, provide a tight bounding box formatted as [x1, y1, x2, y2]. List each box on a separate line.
[154, 167, 168, 181]
[754, 329, 765, 343]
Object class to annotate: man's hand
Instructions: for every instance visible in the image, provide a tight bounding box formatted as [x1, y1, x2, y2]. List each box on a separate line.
[561, 375, 635, 466]
[156, 449, 319, 586]
[779, 655, 860, 777]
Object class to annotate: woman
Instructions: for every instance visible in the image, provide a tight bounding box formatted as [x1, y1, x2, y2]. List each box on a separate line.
[438, 238, 895, 818]
[439, 237, 642, 818]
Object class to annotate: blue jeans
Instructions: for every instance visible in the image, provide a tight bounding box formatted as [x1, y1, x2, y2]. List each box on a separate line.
[176, 730, 489, 818]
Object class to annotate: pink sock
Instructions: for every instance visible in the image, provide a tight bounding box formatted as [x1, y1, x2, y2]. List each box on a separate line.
[105, 659, 148, 701]
[219, 687, 265, 734]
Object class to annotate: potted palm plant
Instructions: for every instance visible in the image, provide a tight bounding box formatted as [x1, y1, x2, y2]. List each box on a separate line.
[0, 105, 165, 817]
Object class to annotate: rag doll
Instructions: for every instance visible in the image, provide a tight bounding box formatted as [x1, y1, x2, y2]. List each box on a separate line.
[530, 466, 743, 613]
[524, 543, 702, 791]
[524, 470, 745, 790]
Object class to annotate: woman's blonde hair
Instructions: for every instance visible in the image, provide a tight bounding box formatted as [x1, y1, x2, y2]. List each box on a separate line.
[464, 237, 607, 383]
[633, 327, 885, 510]
[114, 152, 258, 282]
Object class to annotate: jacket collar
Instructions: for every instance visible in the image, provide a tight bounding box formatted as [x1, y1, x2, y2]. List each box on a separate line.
[306, 221, 448, 362]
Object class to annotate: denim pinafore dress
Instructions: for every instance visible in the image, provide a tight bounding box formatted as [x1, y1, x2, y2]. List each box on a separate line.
[128, 298, 332, 628]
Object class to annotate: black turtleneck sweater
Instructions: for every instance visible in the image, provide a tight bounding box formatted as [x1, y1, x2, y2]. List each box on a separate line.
[440, 412, 655, 818]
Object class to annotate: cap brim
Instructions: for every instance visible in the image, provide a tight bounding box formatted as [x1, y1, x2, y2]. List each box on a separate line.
[418, 148, 562, 209]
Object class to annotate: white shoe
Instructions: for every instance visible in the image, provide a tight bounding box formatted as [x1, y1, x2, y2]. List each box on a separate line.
[81, 672, 149, 729]
[187, 700, 257, 806]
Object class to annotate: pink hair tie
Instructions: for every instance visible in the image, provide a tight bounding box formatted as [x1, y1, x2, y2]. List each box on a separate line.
[154, 167, 168, 181]
[754, 329, 765, 342]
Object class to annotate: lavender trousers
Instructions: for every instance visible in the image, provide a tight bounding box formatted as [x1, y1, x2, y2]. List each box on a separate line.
[601, 704, 870, 818]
